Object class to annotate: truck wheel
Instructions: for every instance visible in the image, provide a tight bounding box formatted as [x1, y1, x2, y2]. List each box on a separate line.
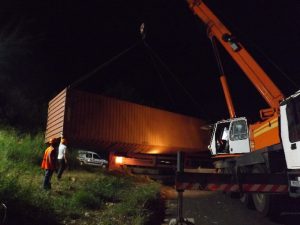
[251, 164, 281, 216]
[239, 167, 254, 209]
[240, 193, 254, 209]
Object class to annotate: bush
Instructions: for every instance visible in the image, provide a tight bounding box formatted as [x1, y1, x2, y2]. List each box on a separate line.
[0, 126, 45, 167]
[115, 182, 159, 217]
[86, 175, 130, 202]
[0, 172, 20, 201]
[71, 190, 103, 209]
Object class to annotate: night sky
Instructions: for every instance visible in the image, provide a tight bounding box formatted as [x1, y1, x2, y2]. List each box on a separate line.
[2, 0, 300, 125]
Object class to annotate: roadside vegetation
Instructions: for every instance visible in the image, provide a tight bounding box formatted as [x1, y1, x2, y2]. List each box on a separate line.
[0, 126, 163, 225]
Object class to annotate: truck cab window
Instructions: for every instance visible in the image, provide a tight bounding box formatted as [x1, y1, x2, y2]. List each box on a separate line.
[230, 120, 247, 141]
[286, 97, 300, 143]
[93, 154, 100, 159]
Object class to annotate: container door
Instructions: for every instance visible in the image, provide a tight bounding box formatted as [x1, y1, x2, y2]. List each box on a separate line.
[281, 95, 300, 169]
[228, 118, 250, 154]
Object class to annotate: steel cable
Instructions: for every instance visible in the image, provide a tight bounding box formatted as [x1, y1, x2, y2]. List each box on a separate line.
[69, 40, 142, 89]
[143, 41, 206, 115]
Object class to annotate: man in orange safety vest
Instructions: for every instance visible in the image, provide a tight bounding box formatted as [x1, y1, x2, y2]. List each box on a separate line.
[41, 138, 58, 190]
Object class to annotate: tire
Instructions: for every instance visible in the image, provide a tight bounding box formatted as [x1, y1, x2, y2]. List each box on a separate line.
[239, 167, 254, 209]
[240, 193, 254, 209]
[251, 164, 282, 216]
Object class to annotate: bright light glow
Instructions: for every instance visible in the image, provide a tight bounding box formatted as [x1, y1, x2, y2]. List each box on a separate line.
[115, 156, 123, 164]
[147, 149, 161, 154]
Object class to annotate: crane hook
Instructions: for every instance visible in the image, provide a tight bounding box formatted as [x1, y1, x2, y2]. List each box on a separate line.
[140, 23, 146, 40]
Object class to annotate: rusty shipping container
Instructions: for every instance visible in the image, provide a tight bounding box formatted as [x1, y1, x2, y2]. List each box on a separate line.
[45, 88, 210, 154]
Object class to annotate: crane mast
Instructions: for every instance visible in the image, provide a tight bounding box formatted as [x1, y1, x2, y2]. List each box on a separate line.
[187, 0, 284, 117]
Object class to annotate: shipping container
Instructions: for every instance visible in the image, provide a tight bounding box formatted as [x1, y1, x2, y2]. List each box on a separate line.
[45, 88, 210, 154]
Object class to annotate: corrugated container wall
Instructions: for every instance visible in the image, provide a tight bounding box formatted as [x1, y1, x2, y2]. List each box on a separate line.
[45, 88, 210, 154]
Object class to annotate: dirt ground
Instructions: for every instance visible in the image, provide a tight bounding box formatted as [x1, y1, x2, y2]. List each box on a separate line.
[161, 187, 300, 225]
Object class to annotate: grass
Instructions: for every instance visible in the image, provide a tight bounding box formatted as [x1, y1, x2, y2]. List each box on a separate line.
[0, 126, 163, 225]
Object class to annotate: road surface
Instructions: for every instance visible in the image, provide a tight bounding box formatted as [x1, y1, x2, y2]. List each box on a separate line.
[161, 187, 300, 225]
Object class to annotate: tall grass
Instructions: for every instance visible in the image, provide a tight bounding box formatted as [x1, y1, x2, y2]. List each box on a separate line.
[0, 126, 163, 225]
[0, 126, 45, 168]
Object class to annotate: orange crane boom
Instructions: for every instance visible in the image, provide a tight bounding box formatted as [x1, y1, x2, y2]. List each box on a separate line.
[187, 0, 284, 115]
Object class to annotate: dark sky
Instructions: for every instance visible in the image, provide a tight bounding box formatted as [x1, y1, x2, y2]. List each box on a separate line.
[3, 0, 300, 123]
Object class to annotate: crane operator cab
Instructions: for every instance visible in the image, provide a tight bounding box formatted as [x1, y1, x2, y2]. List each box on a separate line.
[209, 117, 251, 155]
[281, 90, 300, 170]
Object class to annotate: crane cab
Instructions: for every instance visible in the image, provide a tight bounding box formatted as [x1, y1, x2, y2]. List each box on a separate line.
[280, 90, 300, 170]
[209, 117, 251, 156]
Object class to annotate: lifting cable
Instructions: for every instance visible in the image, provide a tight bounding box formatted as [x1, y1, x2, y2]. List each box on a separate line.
[140, 23, 176, 108]
[143, 44, 176, 109]
[142, 40, 206, 115]
[67, 23, 205, 116]
[69, 40, 142, 89]
[210, 36, 225, 76]
[140, 23, 205, 114]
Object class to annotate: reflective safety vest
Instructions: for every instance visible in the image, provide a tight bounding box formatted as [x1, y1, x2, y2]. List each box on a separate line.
[41, 146, 56, 170]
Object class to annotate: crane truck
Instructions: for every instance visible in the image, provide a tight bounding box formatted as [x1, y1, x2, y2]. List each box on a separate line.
[177, 0, 300, 216]
[45, 0, 300, 217]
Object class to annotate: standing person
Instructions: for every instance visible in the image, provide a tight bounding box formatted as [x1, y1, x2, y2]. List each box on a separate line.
[221, 127, 229, 152]
[57, 138, 68, 180]
[41, 138, 58, 190]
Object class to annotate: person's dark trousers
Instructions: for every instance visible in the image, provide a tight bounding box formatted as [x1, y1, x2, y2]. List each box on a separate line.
[57, 159, 66, 179]
[43, 169, 54, 189]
